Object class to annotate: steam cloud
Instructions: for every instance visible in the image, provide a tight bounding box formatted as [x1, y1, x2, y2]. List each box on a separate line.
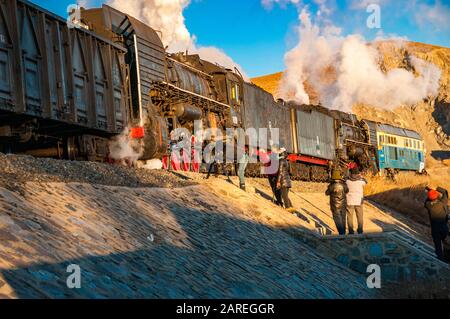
[107, 0, 248, 79]
[108, 127, 142, 165]
[279, 8, 442, 112]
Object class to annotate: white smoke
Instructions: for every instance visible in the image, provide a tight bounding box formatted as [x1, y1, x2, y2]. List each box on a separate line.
[108, 0, 191, 50]
[107, 0, 248, 79]
[108, 127, 142, 165]
[279, 8, 442, 112]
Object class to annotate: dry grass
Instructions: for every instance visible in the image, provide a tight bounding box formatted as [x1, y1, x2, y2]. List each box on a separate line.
[364, 169, 450, 226]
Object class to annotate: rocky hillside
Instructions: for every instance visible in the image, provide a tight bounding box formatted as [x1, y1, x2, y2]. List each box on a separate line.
[251, 41, 450, 167]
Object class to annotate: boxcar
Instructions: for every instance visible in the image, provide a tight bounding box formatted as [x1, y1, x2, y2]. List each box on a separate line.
[242, 82, 292, 152]
[292, 106, 336, 161]
[0, 0, 130, 159]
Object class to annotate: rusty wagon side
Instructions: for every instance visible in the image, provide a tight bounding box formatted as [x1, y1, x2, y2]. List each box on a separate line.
[0, 0, 131, 159]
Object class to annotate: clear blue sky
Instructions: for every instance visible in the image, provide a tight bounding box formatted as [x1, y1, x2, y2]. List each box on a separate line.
[30, 0, 450, 78]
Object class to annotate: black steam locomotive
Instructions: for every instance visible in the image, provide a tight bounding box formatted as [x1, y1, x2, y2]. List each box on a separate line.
[0, 1, 420, 180]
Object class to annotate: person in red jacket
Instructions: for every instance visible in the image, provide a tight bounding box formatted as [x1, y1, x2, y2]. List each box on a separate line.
[425, 185, 449, 262]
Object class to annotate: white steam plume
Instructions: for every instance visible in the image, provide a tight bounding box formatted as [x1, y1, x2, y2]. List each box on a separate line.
[107, 0, 248, 79]
[108, 127, 142, 165]
[279, 8, 441, 112]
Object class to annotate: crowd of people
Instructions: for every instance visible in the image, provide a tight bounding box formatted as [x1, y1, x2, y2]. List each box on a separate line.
[238, 147, 449, 262]
[190, 141, 449, 262]
[325, 167, 367, 235]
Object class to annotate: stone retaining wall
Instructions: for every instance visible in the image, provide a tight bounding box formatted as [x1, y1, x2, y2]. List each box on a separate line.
[287, 228, 450, 283]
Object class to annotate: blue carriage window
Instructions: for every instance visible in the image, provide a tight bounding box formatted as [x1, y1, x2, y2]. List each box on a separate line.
[389, 146, 398, 160]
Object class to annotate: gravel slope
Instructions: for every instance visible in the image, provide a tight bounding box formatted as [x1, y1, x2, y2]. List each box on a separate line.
[0, 153, 195, 190]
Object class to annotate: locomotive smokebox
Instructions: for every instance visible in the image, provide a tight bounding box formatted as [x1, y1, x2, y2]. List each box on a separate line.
[348, 145, 364, 157]
[174, 104, 203, 121]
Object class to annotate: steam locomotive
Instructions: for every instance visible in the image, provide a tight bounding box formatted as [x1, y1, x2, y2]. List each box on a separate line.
[0, 1, 425, 180]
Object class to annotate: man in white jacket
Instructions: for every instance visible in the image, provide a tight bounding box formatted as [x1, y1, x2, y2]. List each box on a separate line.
[346, 167, 367, 234]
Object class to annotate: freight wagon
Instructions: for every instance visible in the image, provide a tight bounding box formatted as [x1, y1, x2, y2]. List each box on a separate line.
[0, 0, 133, 160]
[242, 84, 337, 181]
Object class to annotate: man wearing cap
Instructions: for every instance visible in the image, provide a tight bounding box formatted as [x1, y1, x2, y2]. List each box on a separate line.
[345, 167, 367, 234]
[264, 147, 283, 206]
[425, 185, 449, 261]
[326, 169, 349, 235]
[275, 148, 295, 212]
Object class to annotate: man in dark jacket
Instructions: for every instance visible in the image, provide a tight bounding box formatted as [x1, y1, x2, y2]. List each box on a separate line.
[326, 169, 349, 235]
[425, 185, 449, 262]
[265, 150, 283, 206]
[276, 148, 294, 211]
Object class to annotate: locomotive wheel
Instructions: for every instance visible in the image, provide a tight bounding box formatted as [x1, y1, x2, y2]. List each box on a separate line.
[1, 142, 12, 154]
[66, 136, 79, 161]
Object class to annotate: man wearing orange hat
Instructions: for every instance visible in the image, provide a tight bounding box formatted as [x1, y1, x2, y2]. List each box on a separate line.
[425, 185, 449, 262]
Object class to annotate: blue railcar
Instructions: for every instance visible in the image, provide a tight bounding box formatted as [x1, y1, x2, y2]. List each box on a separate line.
[366, 122, 426, 174]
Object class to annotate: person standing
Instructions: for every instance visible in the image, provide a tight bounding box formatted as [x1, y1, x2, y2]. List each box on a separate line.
[276, 148, 294, 212]
[326, 169, 349, 235]
[237, 145, 249, 191]
[345, 167, 367, 234]
[265, 150, 283, 206]
[425, 185, 449, 262]
[205, 142, 231, 182]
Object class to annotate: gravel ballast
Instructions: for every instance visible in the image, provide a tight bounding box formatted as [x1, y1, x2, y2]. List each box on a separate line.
[0, 153, 195, 189]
